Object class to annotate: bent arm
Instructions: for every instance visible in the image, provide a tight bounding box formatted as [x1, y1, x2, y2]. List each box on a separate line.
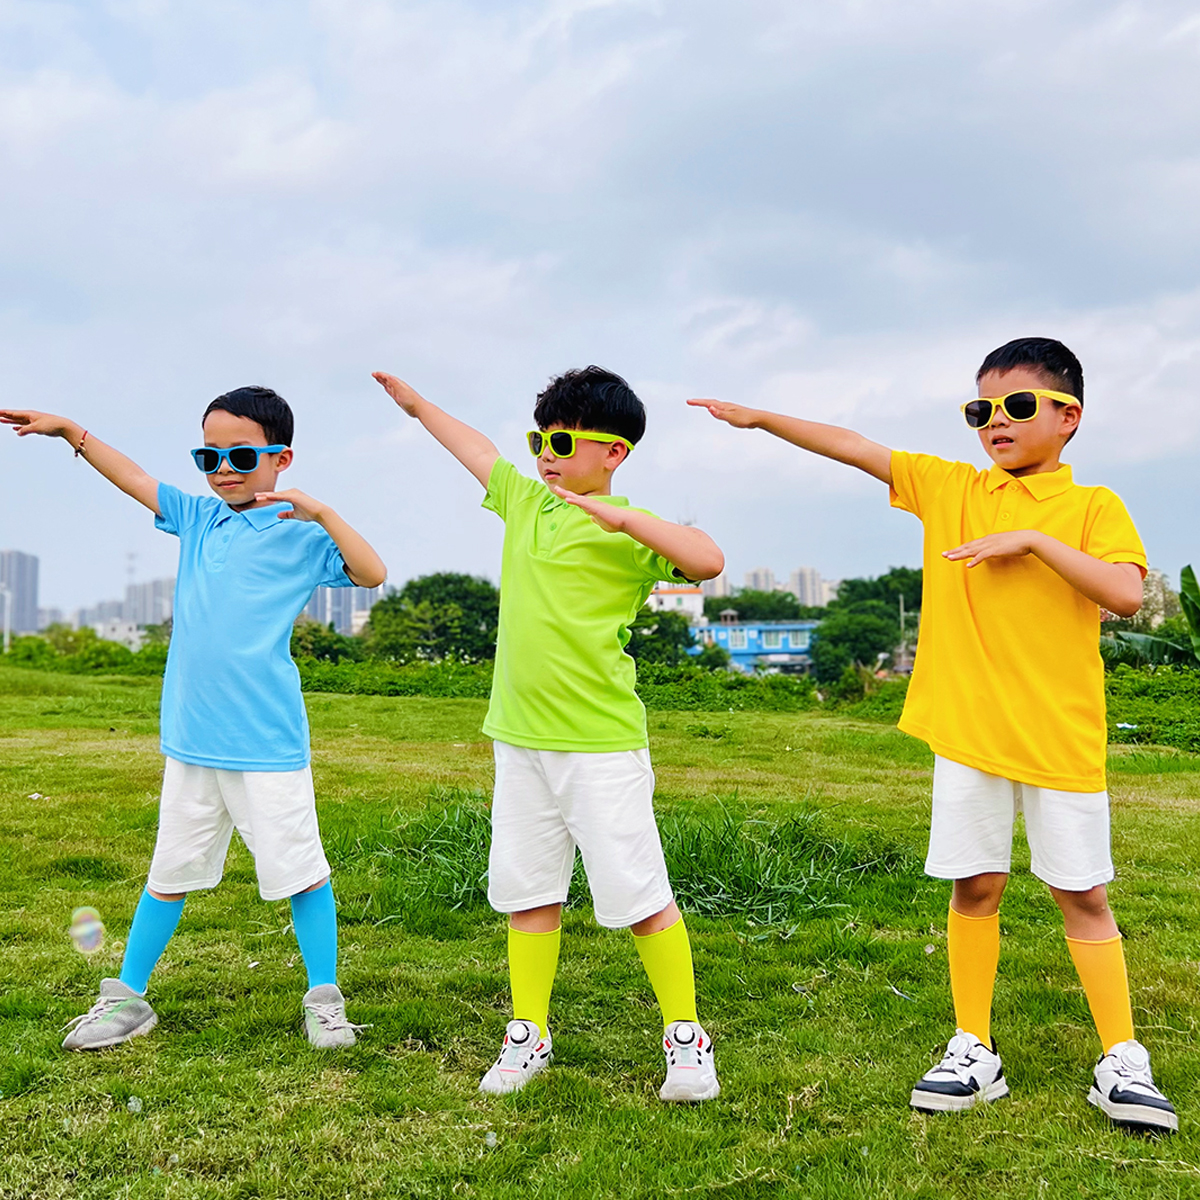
[1032, 537, 1144, 617]
[317, 508, 388, 588]
[622, 510, 725, 581]
[373, 373, 498, 488]
[688, 399, 893, 485]
[0, 410, 160, 513]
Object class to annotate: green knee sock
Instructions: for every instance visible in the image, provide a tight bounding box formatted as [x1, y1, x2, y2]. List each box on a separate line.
[508, 925, 561, 1035]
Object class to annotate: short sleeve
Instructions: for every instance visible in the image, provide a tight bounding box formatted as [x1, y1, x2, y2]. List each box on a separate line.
[307, 528, 354, 589]
[1083, 488, 1148, 576]
[482, 457, 543, 522]
[623, 506, 690, 584]
[154, 482, 217, 538]
[889, 451, 971, 520]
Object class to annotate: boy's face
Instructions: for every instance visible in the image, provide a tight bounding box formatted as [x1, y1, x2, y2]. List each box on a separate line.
[200, 409, 292, 509]
[974, 366, 1081, 476]
[534, 424, 630, 495]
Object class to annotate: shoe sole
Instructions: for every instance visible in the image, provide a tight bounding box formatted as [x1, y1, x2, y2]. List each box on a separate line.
[910, 1078, 1009, 1113]
[1088, 1087, 1178, 1133]
[660, 1079, 721, 1103]
[63, 1011, 158, 1052]
[479, 1053, 553, 1095]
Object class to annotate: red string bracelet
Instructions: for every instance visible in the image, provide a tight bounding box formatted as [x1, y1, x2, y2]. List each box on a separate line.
[75, 430, 88, 458]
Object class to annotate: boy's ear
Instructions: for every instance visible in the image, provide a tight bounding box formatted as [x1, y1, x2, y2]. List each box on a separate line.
[276, 448, 294, 472]
[606, 441, 630, 468]
[1059, 404, 1082, 439]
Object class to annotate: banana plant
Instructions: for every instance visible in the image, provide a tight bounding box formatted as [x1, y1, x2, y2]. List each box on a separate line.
[1101, 565, 1200, 667]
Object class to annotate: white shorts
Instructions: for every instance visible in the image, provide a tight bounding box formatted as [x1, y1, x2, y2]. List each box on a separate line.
[488, 742, 674, 929]
[926, 755, 1113, 890]
[147, 758, 331, 902]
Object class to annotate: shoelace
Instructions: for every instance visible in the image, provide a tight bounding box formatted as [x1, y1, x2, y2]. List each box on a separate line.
[62, 995, 124, 1033]
[306, 1002, 369, 1033]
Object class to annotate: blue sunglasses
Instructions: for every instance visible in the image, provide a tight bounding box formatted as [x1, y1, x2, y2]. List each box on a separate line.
[191, 444, 287, 474]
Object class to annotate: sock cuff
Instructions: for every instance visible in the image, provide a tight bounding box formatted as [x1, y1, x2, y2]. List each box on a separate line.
[509, 925, 562, 939]
[632, 916, 685, 942]
[948, 907, 999, 923]
[143, 889, 185, 910]
[1066, 933, 1123, 947]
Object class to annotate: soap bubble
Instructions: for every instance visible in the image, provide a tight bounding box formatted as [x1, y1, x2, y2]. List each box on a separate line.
[485, 1131, 497, 1149]
[69, 907, 105, 955]
[127, 1096, 143, 1114]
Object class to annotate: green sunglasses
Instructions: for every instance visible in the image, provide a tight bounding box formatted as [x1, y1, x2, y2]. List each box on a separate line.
[526, 429, 634, 458]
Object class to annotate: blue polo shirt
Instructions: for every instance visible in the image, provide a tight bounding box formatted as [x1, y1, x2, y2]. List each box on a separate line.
[155, 482, 354, 771]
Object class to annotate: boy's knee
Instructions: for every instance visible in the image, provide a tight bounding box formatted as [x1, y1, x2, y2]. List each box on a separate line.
[951, 872, 1008, 915]
[1050, 883, 1110, 918]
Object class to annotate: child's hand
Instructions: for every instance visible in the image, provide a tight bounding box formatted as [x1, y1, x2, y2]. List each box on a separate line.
[254, 489, 328, 523]
[686, 398, 761, 428]
[943, 531, 1042, 567]
[550, 485, 626, 533]
[372, 372, 424, 417]
[0, 409, 77, 439]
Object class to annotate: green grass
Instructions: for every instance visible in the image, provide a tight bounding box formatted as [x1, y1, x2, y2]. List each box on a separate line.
[2, 665, 1200, 1198]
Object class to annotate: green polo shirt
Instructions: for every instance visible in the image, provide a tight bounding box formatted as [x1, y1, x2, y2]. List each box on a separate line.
[482, 457, 682, 751]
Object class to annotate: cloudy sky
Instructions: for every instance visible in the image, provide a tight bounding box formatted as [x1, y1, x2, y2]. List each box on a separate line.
[2, 0, 1199, 611]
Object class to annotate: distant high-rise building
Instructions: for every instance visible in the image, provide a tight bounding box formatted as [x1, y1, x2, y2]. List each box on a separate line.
[306, 583, 390, 636]
[822, 579, 841, 606]
[73, 599, 126, 629]
[744, 567, 775, 593]
[37, 607, 65, 630]
[125, 577, 175, 627]
[0, 550, 39, 634]
[701, 573, 733, 598]
[788, 567, 826, 608]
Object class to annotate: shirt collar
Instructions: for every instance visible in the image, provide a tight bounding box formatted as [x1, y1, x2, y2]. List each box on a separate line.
[985, 462, 1074, 500]
[218, 501, 291, 530]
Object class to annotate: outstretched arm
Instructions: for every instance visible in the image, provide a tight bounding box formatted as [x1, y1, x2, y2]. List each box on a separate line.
[943, 532, 1144, 617]
[687, 399, 893, 485]
[373, 373, 499, 489]
[254, 489, 387, 588]
[550, 486, 725, 581]
[0, 410, 161, 514]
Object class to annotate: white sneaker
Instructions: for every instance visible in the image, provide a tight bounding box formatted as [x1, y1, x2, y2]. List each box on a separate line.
[659, 1020, 720, 1102]
[302, 984, 365, 1049]
[479, 1020, 552, 1095]
[910, 1030, 1009, 1112]
[1088, 1039, 1178, 1133]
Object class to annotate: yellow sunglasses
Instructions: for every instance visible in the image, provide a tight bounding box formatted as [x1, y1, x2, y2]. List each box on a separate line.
[961, 389, 1081, 429]
[526, 429, 634, 458]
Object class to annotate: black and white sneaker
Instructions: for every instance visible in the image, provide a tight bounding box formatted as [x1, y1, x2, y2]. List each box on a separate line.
[1088, 1039, 1178, 1133]
[910, 1029, 1009, 1113]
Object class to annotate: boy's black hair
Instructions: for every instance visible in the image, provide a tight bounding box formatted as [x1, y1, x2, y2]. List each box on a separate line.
[533, 366, 646, 445]
[976, 337, 1084, 407]
[202, 386, 294, 446]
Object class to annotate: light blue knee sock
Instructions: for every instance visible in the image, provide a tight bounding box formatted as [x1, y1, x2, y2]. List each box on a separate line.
[118, 890, 185, 995]
[290, 880, 338, 989]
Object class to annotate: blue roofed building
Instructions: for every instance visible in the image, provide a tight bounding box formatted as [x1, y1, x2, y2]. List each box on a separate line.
[690, 616, 820, 674]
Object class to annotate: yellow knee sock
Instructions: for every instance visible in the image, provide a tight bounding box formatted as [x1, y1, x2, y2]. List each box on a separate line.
[508, 925, 561, 1036]
[1066, 934, 1135, 1053]
[947, 906, 1000, 1044]
[633, 917, 698, 1026]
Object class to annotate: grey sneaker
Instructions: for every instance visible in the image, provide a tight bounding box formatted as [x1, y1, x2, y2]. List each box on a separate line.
[660, 1020, 720, 1102]
[62, 978, 158, 1051]
[302, 984, 364, 1048]
[479, 1020, 552, 1095]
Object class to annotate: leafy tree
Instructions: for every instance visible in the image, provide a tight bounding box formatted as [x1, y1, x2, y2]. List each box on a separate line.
[626, 609, 697, 666]
[702, 589, 823, 623]
[1101, 565, 1200, 668]
[41, 623, 101, 656]
[365, 573, 498, 663]
[830, 566, 922, 613]
[141, 619, 172, 646]
[291, 616, 363, 663]
[810, 607, 900, 683]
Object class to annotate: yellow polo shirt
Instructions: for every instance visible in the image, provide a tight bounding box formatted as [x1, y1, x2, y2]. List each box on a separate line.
[890, 452, 1146, 792]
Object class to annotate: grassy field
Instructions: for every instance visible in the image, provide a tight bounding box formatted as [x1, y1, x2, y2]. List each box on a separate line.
[2, 665, 1200, 1199]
